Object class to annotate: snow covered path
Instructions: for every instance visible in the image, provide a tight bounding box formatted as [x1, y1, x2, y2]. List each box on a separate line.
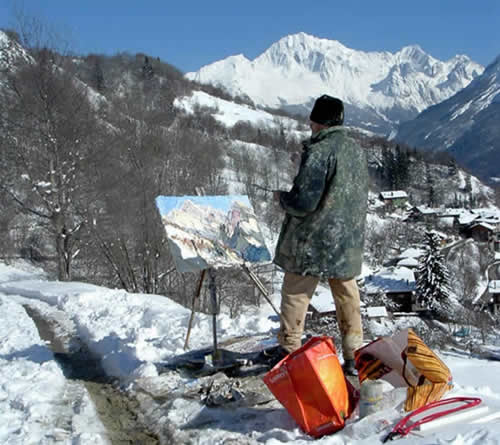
[0, 294, 109, 444]
[3, 261, 500, 444]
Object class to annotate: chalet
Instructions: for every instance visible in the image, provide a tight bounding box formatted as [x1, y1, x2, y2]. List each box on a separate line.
[379, 191, 408, 210]
[436, 209, 462, 227]
[405, 206, 437, 222]
[364, 267, 416, 312]
[467, 222, 495, 243]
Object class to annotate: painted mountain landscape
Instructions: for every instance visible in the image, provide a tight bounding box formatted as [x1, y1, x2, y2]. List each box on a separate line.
[156, 195, 271, 272]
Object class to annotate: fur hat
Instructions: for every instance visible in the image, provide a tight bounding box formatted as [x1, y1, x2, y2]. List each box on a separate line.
[309, 95, 344, 126]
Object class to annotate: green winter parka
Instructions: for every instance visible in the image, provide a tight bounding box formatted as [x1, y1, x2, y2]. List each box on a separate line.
[274, 126, 368, 278]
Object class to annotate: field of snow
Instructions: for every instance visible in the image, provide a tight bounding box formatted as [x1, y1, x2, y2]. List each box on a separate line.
[174, 90, 307, 139]
[3, 261, 500, 444]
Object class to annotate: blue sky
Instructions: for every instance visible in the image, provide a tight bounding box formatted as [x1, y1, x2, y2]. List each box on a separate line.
[156, 195, 250, 216]
[1, 1, 499, 72]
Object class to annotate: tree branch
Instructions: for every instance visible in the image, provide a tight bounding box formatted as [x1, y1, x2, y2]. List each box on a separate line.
[0, 183, 51, 219]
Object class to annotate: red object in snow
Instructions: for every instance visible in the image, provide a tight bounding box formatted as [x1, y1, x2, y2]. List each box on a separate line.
[263, 336, 359, 438]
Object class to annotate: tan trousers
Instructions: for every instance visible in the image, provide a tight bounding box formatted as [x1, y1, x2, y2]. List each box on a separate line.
[278, 272, 363, 360]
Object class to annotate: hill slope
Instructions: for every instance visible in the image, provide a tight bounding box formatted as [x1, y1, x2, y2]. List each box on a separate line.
[396, 55, 500, 183]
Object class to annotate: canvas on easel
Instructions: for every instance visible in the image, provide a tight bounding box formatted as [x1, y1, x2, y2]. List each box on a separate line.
[155, 195, 271, 273]
[155, 194, 278, 356]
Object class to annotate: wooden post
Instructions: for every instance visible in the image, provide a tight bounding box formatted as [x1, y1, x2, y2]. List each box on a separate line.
[242, 264, 280, 316]
[183, 269, 206, 350]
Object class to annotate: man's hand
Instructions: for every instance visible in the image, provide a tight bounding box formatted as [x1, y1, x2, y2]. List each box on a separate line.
[290, 151, 301, 163]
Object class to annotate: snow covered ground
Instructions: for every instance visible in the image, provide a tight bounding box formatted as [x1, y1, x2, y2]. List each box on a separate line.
[3, 261, 500, 444]
[174, 90, 307, 140]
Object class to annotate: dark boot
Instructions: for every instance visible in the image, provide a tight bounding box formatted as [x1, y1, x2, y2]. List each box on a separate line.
[259, 346, 289, 368]
[342, 359, 358, 376]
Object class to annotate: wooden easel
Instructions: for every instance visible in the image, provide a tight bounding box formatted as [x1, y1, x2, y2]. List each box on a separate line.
[183, 264, 280, 360]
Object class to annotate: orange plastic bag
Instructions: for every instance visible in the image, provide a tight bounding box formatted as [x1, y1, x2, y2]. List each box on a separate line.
[263, 336, 359, 437]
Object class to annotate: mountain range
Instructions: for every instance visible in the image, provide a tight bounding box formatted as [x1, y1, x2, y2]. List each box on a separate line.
[186, 32, 483, 135]
[396, 56, 500, 183]
[2, 29, 497, 183]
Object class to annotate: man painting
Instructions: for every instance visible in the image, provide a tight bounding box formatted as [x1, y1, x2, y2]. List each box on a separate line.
[271, 94, 369, 375]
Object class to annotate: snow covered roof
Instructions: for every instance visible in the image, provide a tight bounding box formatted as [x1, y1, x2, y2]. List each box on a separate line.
[477, 217, 500, 226]
[397, 257, 419, 268]
[365, 306, 388, 318]
[380, 191, 408, 200]
[473, 208, 500, 221]
[489, 281, 500, 294]
[458, 211, 480, 225]
[470, 222, 495, 231]
[364, 267, 416, 295]
[399, 247, 425, 259]
[437, 209, 463, 217]
[423, 208, 500, 227]
[416, 206, 438, 215]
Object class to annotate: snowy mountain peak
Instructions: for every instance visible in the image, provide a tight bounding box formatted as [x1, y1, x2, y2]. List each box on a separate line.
[398, 44, 427, 59]
[186, 33, 483, 134]
[272, 32, 347, 53]
[255, 33, 348, 74]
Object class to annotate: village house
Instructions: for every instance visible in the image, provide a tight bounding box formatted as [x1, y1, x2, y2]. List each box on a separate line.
[405, 206, 438, 223]
[455, 209, 500, 241]
[435, 208, 462, 228]
[379, 191, 408, 210]
[467, 222, 496, 243]
[363, 266, 416, 313]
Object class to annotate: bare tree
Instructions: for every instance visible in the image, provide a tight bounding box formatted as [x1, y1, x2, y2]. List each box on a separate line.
[82, 91, 227, 294]
[1, 43, 104, 280]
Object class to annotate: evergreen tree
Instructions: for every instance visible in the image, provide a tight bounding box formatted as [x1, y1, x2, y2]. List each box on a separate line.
[92, 57, 105, 92]
[416, 231, 451, 316]
[141, 56, 154, 80]
[382, 146, 396, 189]
[394, 145, 410, 189]
[425, 162, 436, 207]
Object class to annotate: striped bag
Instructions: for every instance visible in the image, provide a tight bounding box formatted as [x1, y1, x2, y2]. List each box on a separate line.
[355, 329, 453, 411]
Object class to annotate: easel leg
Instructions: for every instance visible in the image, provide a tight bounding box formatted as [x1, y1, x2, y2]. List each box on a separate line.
[208, 268, 219, 363]
[184, 269, 206, 350]
[242, 265, 280, 316]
